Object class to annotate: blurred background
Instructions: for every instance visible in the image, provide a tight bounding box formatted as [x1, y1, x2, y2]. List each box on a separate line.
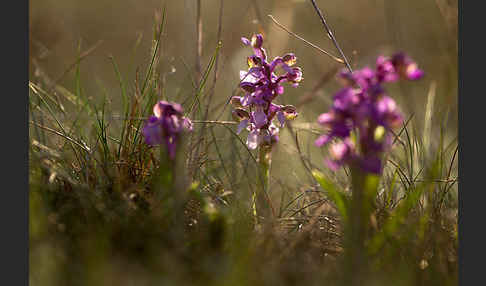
[30, 0, 457, 196]
[29, 0, 457, 284]
[29, 0, 457, 124]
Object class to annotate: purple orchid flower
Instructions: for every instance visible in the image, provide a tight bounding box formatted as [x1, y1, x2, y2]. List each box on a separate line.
[233, 34, 302, 149]
[315, 53, 423, 174]
[142, 100, 193, 159]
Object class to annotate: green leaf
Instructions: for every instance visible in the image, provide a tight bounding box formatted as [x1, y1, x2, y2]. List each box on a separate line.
[312, 169, 348, 222]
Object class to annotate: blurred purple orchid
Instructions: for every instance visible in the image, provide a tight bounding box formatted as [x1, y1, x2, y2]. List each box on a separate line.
[316, 52, 423, 174]
[232, 34, 302, 150]
[143, 100, 193, 159]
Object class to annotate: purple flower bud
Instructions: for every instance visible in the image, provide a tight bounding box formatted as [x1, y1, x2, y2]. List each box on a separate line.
[282, 53, 297, 66]
[241, 37, 251, 46]
[247, 55, 262, 68]
[287, 67, 303, 83]
[230, 96, 244, 108]
[405, 64, 424, 80]
[232, 108, 250, 121]
[240, 82, 256, 93]
[281, 105, 298, 120]
[251, 34, 263, 49]
[391, 52, 424, 80]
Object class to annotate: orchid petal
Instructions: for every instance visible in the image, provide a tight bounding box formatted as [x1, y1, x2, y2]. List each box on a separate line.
[237, 119, 249, 135]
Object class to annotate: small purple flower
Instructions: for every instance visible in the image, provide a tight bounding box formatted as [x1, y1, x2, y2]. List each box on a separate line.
[376, 56, 398, 83]
[241, 37, 251, 46]
[316, 53, 423, 174]
[245, 122, 280, 150]
[333, 87, 359, 112]
[391, 52, 424, 81]
[142, 100, 193, 159]
[232, 33, 302, 149]
[324, 139, 355, 171]
[373, 96, 403, 128]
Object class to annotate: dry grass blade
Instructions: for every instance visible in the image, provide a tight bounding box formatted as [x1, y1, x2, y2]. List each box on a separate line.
[423, 81, 437, 150]
[308, 0, 353, 72]
[268, 15, 344, 65]
[47, 40, 103, 92]
[29, 121, 91, 153]
[195, 0, 202, 85]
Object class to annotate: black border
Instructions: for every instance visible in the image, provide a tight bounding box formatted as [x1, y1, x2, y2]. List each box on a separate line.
[459, 0, 483, 285]
[2, 0, 28, 284]
[458, 0, 463, 283]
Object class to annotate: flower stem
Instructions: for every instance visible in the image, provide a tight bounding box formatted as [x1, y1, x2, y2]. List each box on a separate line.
[342, 167, 379, 286]
[156, 141, 188, 225]
[151, 147, 173, 218]
[347, 168, 366, 284]
[156, 145, 175, 200]
[255, 145, 274, 223]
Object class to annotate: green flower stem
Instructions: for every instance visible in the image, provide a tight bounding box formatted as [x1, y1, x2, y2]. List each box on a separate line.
[255, 145, 274, 223]
[343, 167, 379, 286]
[348, 168, 366, 284]
[158, 145, 174, 193]
[155, 138, 189, 225]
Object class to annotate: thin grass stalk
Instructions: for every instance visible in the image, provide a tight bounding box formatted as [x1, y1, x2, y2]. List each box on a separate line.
[195, 0, 202, 86]
[203, 0, 223, 121]
[309, 0, 353, 73]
